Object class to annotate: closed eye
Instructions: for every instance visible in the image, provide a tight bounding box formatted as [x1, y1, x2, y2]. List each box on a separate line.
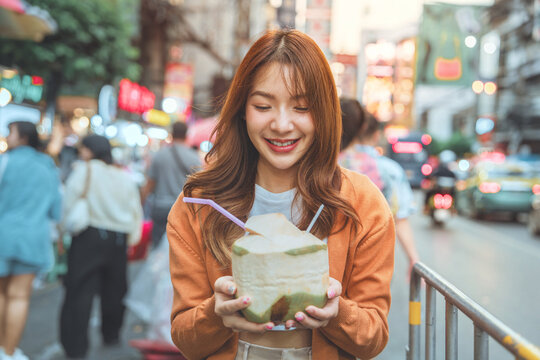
[295, 107, 309, 112]
[254, 105, 271, 111]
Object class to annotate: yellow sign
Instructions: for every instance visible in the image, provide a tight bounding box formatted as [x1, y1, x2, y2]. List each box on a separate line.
[145, 109, 170, 126]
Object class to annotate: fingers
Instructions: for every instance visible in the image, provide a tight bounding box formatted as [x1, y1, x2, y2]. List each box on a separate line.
[293, 311, 328, 329]
[222, 313, 274, 333]
[285, 319, 297, 329]
[327, 277, 342, 298]
[215, 294, 252, 316]
[214, 276, 236, 296]
[294, 278, 342, 329]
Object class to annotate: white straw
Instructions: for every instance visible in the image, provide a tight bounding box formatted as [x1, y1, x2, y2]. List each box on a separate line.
[306, 204, 325, 233]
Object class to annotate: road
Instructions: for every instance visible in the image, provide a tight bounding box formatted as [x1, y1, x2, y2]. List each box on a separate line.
[378, 196, 540, 360]
[21, 200, 540, 359]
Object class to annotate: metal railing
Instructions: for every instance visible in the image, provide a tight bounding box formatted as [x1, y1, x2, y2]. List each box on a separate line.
[406, 262, 540, 360]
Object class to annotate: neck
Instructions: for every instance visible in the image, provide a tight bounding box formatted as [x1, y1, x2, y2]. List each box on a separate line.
[255, 162, 296, 193]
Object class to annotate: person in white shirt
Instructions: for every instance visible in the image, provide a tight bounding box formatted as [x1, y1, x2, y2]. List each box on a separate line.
[60, 135, 143, 359]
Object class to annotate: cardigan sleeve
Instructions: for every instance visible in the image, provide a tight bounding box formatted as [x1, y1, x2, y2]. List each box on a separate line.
[320, 174, 396, 359]
[167, 196, 235, 360]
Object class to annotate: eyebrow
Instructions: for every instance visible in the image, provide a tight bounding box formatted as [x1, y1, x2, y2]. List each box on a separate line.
[249, 90, 307, 101]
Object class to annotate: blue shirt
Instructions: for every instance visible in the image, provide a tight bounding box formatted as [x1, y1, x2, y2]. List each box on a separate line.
[0, 146, 62, 272]
[339, 144, 415, 219]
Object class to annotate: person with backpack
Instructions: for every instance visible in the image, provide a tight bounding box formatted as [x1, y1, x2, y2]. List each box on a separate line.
[339, 98, 419, 276]
[140, 121, 201, 248]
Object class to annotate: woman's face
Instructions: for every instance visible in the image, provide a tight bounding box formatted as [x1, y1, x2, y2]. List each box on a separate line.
[6, 125, 24, 149]
[79, 146, 93, 161]
[245, 63, 315, 179]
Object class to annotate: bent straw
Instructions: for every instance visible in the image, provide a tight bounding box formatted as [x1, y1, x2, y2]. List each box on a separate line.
[183, 197, 246, 231]
[306, 204, 325, 233]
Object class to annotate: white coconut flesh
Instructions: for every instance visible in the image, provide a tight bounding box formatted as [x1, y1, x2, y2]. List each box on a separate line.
[232, 213, 329, 323]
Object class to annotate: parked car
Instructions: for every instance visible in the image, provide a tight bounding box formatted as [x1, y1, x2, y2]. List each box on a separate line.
[528, 192, 540, 236]
[456, 161, 540, 219]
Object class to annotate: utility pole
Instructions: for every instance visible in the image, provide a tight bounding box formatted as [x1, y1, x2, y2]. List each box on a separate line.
[234, 0, 251, 67]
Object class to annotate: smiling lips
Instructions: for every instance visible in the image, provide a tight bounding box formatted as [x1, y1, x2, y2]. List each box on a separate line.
[265, 138, 300, 153]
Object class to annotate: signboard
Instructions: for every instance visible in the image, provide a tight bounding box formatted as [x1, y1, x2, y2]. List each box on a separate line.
[362, 38, 415, 126]
[163, 63, 193, 120]
[416, 4, 484, 86]
[0, 69, 44, 104]
[118, 79, 155, 114]
[0, 103, 41, 137]
[98, 85, 117, 125]
[305, 0, 332, 59]
[143, 109, 170, 127]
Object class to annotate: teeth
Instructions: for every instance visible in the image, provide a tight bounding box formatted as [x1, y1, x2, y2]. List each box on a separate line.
[268, 140, 296, 146]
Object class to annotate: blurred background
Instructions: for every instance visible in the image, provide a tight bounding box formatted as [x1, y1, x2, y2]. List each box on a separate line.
[1, 0, 540, 359]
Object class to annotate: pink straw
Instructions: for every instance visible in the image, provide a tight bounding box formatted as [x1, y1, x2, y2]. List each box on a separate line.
[183, 197, 246, 230]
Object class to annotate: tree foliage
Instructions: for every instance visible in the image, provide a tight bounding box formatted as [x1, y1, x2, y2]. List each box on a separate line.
[0, 0, 140, 98]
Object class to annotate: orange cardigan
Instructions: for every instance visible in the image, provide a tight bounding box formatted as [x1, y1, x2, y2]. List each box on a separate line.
[167, 168, 395, 360]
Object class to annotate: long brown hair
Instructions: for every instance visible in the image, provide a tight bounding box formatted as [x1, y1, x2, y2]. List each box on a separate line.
[184, 29, 359, 266]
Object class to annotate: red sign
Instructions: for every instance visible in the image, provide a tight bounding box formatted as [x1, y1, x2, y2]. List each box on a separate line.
[118, 79, 155, 114]
[163, 63, 193, 120]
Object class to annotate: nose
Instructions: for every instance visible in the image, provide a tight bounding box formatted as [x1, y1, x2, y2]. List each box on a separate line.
[270, 109, 294, 133]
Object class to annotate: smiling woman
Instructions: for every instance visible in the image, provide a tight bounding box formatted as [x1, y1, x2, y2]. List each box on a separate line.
[245, 63, 315, 190]
[167, 29, 396, 360]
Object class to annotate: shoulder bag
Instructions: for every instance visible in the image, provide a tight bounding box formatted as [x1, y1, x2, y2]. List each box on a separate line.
[64, 162, 92, 236]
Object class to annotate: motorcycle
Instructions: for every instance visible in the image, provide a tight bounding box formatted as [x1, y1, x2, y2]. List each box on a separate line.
[425, 176, 456, 227]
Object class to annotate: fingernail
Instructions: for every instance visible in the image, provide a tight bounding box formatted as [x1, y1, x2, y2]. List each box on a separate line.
[228, 285, 236, 294]
[243, 297, 250, 304]
[265, 324, 274, 330]
[295, 313, 304, 321]
[328, 289, 336, 298]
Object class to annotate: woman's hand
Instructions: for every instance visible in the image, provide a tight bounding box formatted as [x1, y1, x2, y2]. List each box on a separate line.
[214, 276, 275, 333]
[285, 277, 342, 330]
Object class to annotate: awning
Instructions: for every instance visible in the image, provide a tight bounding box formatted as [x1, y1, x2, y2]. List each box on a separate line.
[0, 0, 57, 42]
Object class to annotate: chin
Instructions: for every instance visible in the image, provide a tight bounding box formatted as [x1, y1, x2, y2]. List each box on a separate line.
[269, 160, 300, 172]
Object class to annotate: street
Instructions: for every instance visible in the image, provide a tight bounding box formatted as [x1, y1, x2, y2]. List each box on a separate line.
[379, 192, 540, 360]
[21, 194, 540, 360]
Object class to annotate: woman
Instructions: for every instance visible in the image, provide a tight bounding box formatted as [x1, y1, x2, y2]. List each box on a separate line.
[167, 30, 395, 360]
[339, 98, 419, 277]
[0, 121, 62, 360]
[60, 135, 143, 359]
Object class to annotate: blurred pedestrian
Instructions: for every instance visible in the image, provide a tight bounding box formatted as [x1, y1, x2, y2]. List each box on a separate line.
[339, 98, 419, 276]
[60, 135, 143, 359]
[0, 121, 62, 360]
[140, 121, 201, 247]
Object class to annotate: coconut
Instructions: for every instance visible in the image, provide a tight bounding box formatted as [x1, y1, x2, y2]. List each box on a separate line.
[232, 213, 329, 323]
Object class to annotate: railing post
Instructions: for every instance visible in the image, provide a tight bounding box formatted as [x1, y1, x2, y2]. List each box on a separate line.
[407, 266, 421, 360]
[446, 300, 458, 360]
[474, 325, 489, 360]
[408, 263, 540, 360]
[426, 284, 436, 360]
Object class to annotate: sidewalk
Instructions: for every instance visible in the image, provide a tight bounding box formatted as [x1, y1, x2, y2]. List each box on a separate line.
[20, 263, 148, 360]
